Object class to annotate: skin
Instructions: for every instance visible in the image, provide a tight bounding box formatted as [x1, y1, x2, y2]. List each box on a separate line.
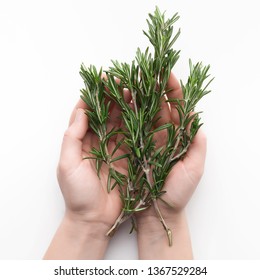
[43, 73, 206, 260]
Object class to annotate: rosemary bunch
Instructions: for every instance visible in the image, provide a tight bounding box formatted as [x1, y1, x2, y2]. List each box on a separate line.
[80, 7, 213, 245]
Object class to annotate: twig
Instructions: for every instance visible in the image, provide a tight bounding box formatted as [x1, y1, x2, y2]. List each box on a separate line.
[152, 198, 172, 246]
[106, 210, 127, 236]
[171, 141, 191, 162]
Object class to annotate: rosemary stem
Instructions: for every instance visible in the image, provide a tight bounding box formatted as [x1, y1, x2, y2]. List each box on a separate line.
[171, 141, 190, 162]
[152, 198, 172, 246]
[172, 127, 183, 154]
[106, 210, 125, 237]
[106, 210, 133, 236]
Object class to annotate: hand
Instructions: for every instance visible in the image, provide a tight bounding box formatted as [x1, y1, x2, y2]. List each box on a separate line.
[57, 98, 128, 229]
[136, 73, 207, 259]
[44, 96, 128, 259]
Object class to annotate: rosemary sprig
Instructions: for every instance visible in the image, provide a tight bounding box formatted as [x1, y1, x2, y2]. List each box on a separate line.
[80, 6, 213, 245]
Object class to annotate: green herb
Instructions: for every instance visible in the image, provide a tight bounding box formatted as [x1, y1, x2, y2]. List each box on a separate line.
[80, 6, 213, 246]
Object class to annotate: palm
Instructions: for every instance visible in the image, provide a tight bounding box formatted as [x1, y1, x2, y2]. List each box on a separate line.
[158, 129, 206, 212]
[80, 132, 128, 224]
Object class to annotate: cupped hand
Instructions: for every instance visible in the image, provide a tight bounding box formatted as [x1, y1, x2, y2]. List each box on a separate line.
[57, 98, 127, 229]
[137, 73, 207, 221]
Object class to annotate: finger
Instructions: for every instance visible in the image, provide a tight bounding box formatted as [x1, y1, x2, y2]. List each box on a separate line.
[166, 72, 183, 125]
[154, 95, 171, 127]
[107, 87, 133, 145]
[166, 72, 183, 100]
[107, 96, 123, 131]
[122, 88, 132, 103]
[183, 128, 207, 179]
[68, 99, 88, 126]
[59, 109, 88, 172]
[110, 88, 134, 153]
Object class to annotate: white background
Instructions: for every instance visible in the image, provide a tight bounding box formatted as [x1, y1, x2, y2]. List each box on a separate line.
[0, 0, 259, 260]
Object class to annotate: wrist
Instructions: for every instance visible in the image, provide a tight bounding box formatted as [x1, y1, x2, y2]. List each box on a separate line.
[136, 208, 186, 238]
[64, 210, 111, 242]
[136, 209, 193, 260]
[44, 212, 110, 259]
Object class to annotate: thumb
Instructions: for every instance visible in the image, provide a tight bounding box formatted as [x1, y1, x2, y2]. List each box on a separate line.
[59, 109, 88, 173]
[69, 108, 88, 140]
[183, 128, 207, 182]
